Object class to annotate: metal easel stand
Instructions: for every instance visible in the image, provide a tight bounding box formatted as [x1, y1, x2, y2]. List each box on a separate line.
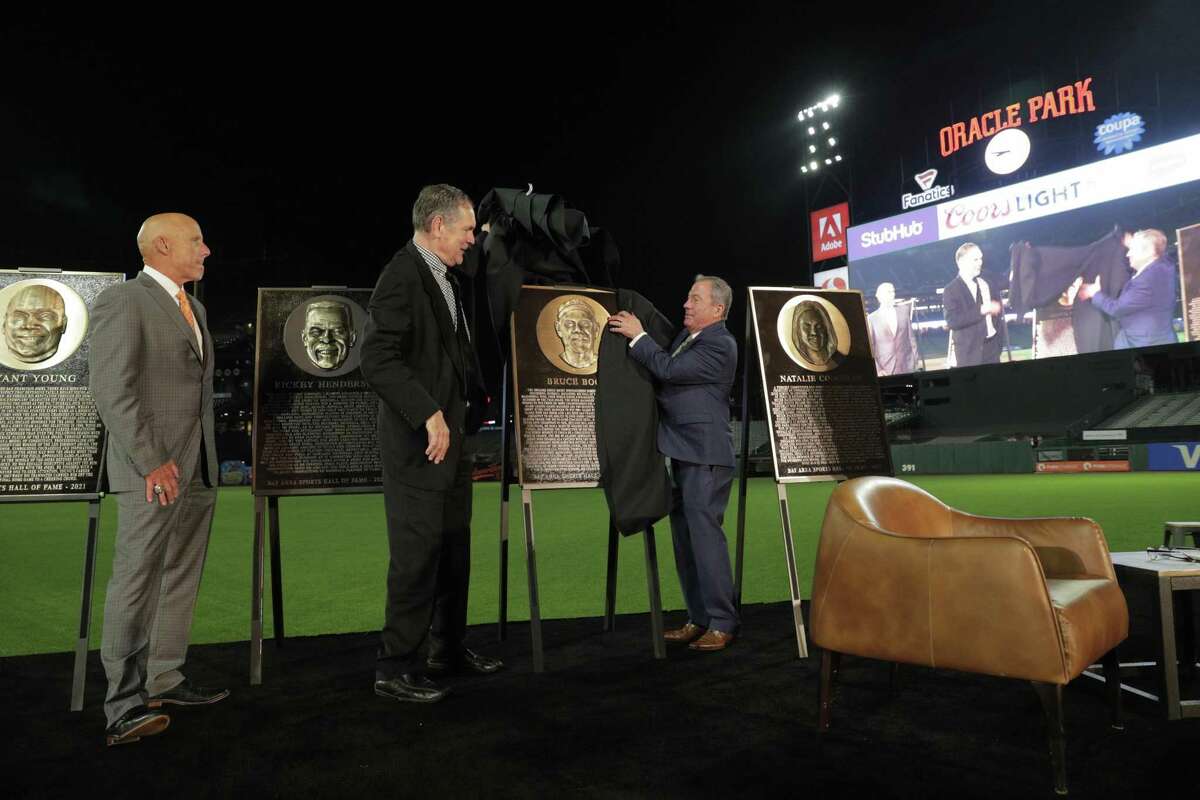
[520, 486, 665, 673]
[601, 516, 666, 656]
[733, 295, 809, 658]
[250, 494, 285, 686]
[1, 491, 107, 711]
[70, 498, 103, 711]
[497, 366, 511, 641]
[774, 482, 809, 658]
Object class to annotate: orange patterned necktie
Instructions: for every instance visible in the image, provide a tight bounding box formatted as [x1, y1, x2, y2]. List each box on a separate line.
[176, 289, 196, 329]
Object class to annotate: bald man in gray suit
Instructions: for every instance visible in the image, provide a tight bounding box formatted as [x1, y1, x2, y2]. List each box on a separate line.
[90, 213, 228, 746]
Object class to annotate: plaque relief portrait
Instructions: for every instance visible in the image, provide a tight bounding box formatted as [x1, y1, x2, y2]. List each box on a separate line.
[534, 293, 609, 376]
[0, 278, 88, 371]
[793, 301, 838, 365]
[282, 294, 368, 378]
[777, 294, 853, 372]
[300, 300, 357, 370]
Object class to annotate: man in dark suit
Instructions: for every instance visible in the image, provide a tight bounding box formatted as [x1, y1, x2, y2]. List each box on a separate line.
[360, 184, 501, 704]
[943, 242, 1003, 367]
[608, 275, 740, 651]
[89, 213, 228, 746]
[867, 282, 920, 375]
[1077, 228, 1178, 348]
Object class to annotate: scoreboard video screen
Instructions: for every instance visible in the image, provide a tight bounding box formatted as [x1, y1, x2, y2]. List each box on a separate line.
[847, 133, 1200, 376]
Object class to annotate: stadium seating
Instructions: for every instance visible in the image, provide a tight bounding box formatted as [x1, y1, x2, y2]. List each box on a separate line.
[1098, 390, 1200, 429]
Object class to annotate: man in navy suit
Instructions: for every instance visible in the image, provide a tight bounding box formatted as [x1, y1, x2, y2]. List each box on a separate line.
[609, 275, 740, 651]
[1077, 228, 1178, 349]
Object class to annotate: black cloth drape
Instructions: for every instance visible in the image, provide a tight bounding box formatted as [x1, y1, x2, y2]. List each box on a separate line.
[596, 290, 676, 534]
[477, 187, 619, 366]
[1008, 229, 1130, 353]
[473, 188, 672, 532]
[467, 186, 620, 421]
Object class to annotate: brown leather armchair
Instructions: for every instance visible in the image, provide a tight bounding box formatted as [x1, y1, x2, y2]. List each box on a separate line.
[811, 476, 1128, 796]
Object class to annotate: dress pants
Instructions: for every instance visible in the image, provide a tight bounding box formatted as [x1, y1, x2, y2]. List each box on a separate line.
[101, 466, 216, 726]
[981, 332, 1002, 363]
[668, 459, 739, 634]
[957, 331, 1002, 366]
[376, 448, 473, 678]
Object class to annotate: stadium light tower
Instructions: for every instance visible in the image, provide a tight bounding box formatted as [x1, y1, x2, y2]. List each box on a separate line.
[798, 93, 843, 175]
[796, 91, 850, 286]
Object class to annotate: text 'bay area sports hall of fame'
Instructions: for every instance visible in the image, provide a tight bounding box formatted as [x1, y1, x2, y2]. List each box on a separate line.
[512, 287, 615, 486]
[750, 288, 890, 481]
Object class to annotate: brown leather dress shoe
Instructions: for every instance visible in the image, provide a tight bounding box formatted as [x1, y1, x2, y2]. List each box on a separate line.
[664, 622, 706, 643]
[689, 629, 734, 651]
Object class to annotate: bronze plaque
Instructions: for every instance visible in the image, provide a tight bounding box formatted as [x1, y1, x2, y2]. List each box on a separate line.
[748, 286, 891, 482]
[252, 288, 382, 495]
[511, 285, 615, 487]
[0, 270, 122, 501]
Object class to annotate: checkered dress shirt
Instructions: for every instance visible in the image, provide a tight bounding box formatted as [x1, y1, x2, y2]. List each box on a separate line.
[413, 240, 459, 331]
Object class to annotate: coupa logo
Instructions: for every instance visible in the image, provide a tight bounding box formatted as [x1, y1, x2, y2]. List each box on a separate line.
[1095, 112, 1145, 156]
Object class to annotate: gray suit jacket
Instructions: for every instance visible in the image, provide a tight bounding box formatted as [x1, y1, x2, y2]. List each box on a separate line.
[867, 303, 919, 375]
[89, 271, 218, 492]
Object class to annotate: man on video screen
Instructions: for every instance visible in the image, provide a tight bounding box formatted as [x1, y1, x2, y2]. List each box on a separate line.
[943, 243, 1003, 366]
[867, 282, 919, 375]
[1077, 228, 1177, 348]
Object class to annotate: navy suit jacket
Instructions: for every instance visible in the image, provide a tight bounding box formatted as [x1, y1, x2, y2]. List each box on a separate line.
[629, 321, 737, 468]
[1090, 257, 1177, 348]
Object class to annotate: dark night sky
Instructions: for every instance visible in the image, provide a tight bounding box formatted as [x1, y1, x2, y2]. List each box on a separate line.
[0, 2, 1195, 337]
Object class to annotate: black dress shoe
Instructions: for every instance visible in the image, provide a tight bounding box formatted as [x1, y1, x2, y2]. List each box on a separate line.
[427, 647, 504, 675]
[148, 679, 230, 708]
[105, 705, 170, 746]
[375, 673, 449, 703]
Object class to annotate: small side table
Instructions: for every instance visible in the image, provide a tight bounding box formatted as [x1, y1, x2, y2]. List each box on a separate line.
[1103, 551, 1200, 720]
[1164, 521, 1200, 548]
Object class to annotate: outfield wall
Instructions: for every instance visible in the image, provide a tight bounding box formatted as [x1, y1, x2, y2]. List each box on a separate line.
[892, 441, 1200, 474]
[892, 442, 1035, 475]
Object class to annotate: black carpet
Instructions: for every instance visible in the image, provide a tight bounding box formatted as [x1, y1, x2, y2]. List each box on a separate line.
[6, 601, 1199, 798]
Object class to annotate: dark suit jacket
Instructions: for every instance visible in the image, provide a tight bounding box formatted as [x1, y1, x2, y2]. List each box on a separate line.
[867, 303, 919, 375]
[90, 271, 217, 492]
[629, 321, 737, 468]
[1090, 257, 1178, 348]
[942, 274, 997, 367]
[360, 241, 486, 492]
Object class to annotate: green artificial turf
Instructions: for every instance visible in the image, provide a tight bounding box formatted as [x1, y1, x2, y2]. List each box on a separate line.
[0, 473, 1194, 656]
